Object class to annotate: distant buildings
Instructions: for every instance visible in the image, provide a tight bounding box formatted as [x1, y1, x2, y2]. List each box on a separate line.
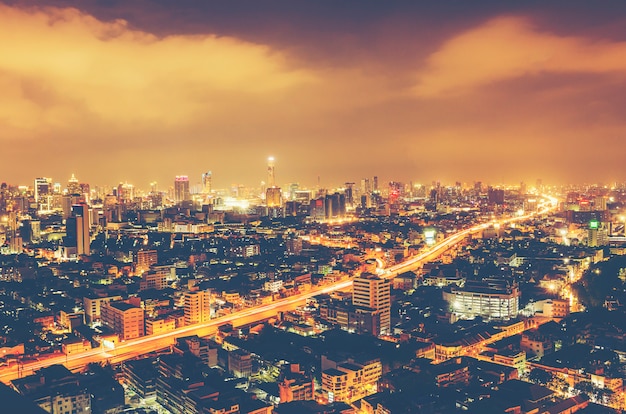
[65, 202, 90, 256]
[174, 175, 190, 204]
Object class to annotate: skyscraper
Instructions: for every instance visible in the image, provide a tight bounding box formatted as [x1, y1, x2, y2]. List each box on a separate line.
[266, 187, 282, 208]
[201, 171, 212, 194]
[265, 156, 283, 217]
[267, 156, 275, 187]
[34, 177, 51, 203]
[352, 274, 391, 335]
[66, 202, 90, 256]
[174, 175, 190, 203]
[344, 182, 354, 206]
[66, 174, 80, 195]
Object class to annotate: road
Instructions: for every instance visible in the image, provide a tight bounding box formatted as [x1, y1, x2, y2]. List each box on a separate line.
[0, 197, 557, 384]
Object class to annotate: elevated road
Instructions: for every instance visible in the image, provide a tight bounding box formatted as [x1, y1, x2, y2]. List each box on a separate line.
[0, 197, 557, 384]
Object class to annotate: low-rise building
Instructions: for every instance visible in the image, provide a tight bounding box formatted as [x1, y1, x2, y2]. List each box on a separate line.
[443, 278, 520, 320]
[321, 358, 382, 403]
[11, 365, 91, 414]
[83, 295, 123, 324]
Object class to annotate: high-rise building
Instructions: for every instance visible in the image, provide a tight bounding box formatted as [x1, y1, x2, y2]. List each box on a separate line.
[116, 182, 134, 203]
[21, 219, 41, 243]
[66, 202, 90, 256]
[488, 187, 505, 205]
[266, 187, 282, 207]
[201, 171, 212, 194]
[73, 203, 90, 256]
[34, 177, 51, 203]
[265, 157, 283, 217]
[325, 192, 346, 218]
[66, 174, 80, 195]
[309, 197, 326, 221]
[344, 182, 354, 207]
[588, 220, 608, 247]
[184, 290, 211, 325]
[174, 176, 190, 203]
[361, 178, 371, 195]
[61, 194, 81, 219]
[352, 274, 391, 335]
[267, 156, 275, 187]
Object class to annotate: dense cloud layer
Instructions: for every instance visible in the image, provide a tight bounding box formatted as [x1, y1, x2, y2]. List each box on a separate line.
[1, 2, 626, 189]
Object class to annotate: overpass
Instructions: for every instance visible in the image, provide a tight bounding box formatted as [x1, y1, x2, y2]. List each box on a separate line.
[0, 196, 558, 384]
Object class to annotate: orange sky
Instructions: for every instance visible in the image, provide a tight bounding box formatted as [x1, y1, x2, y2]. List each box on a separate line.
[1, 2, 626, 189]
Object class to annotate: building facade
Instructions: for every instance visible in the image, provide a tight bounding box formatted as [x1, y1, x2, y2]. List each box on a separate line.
[101, 300, 145, 340]
[443, 278, 520, 320]
[352, 274, 391, 335]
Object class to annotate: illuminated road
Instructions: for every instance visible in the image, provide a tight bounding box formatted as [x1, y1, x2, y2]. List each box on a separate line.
[0, 197, 557, 384]
[379, 197, 558, 279]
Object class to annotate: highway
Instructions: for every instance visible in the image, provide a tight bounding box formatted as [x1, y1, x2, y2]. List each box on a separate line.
[0, 196, 557, 384]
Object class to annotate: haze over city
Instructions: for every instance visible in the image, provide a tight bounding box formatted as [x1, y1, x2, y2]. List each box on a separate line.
[5, 2, 626, 414]
[2, 1, 626, 188]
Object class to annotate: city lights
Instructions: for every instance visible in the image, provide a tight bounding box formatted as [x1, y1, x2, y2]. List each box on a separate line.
[0, 1, 625, 412]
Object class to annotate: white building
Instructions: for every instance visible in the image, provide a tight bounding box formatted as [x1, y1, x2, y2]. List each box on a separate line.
[443, 278, 520, 320]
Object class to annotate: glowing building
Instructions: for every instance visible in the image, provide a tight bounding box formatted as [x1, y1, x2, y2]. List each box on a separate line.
[267, 156, 275, 187]
[174, 175, 190, 203]
[66, 174, 81, 195]
[443, 278, 520, 320]
[201, 171, 212, 194]
[184, 290, 211, 325]
[321, 358, 382, 403]
[34, 177, 51, 203]
[352, 274, 391, 335]
[101, 300, 145, 340]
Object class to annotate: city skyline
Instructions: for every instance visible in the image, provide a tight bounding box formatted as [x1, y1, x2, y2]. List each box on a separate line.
[2, 1, 626, 187]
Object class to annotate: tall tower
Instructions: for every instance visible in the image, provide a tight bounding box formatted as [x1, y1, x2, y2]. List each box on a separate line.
[267, 156, 275, 188]
[67, 174, 80, 195]
[352, 274, 391, 335]
[201, 171, 212, 194]
[345, 182, 355, 207]
[68, 202, 90, 256]
[174, 175, 190, 203]
[34, 177, 51, 203]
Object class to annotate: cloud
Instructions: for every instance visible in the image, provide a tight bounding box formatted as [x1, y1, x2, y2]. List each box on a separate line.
[414, 16, 626, 97]
[1, 4, 626, 187]
[0, 4, 315, 136]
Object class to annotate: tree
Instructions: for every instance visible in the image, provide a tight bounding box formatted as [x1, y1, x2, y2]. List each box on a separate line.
[528, 368, 552, 386]
[573, 380, 596, 400]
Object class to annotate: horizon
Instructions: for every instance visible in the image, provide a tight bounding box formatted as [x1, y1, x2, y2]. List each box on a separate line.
[2, 2, 626, 186]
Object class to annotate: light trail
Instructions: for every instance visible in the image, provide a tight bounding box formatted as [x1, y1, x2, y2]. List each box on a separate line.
[0, 196, 557, 384]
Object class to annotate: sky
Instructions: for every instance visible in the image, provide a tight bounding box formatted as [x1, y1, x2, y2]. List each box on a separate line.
[2, 0, 626, 191]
